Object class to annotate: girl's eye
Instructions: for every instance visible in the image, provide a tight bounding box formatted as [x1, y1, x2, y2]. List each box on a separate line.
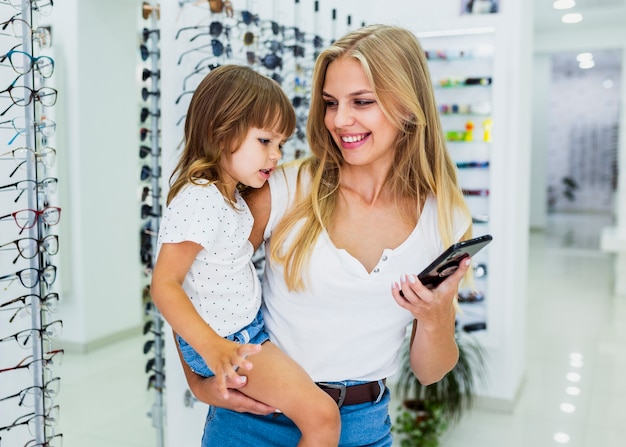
[258, 138, 271, 144]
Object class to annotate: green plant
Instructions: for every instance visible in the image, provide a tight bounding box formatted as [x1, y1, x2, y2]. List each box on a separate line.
[393, 401, 448, 447]
[393, 331, 487, 446]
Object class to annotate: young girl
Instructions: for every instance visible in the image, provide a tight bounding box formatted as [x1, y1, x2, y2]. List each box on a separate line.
[150, 65, 340, 446]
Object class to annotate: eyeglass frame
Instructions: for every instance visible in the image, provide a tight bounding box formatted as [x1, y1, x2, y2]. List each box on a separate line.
[0, 234, 59, 264]
[0, 264, 57, 290]
[0, 177, 58, 203]
[0, 292, 59, 323]
[0, 206, 62, 234]
[0, 319, 63, 348]
[0, 349, 64, 375]
[0, 44, 54, 78]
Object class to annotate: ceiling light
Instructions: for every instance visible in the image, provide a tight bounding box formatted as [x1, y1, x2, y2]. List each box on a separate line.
[553, 0, 576, 9]
[560, 402, 576, 413]
[576, 53, 593, 62]
[554, 432, 571, 444]
[579, 60, 595, 69]
[562, 13, 583, 23]
[565, 386, 581, 396]
[566, 372, 581, 382]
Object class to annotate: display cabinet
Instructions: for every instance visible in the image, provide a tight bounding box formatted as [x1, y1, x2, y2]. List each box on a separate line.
[422, 31, 495, 334]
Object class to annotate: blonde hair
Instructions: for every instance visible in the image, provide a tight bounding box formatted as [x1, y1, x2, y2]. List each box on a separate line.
[167, 64, 296, 206]
[269, 24, 472, 291]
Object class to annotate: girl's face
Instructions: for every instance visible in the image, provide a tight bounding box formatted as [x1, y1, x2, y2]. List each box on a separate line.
[322, 57, 398, 169]
[221, 126, 285, 194]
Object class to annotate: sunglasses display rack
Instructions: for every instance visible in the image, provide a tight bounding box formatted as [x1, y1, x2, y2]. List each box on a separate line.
[171, 0, 337, 163]
[422, 31, 495, 334]
[0, 1, 62, 447]
[138, 2, 166, 447]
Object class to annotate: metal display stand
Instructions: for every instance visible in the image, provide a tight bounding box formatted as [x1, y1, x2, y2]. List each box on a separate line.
[139, 2, 165, 447]
[0, 1, 61, 446]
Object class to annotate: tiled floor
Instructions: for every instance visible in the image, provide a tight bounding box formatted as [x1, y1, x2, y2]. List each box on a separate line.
[48, 213, 625, 447]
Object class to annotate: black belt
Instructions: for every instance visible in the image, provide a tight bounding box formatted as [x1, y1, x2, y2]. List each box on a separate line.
[317, 379, 386, 408]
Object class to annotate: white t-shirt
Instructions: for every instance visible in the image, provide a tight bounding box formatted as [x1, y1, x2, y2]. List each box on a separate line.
[262, 164, 469, 382]
[157, 182, 261, 337]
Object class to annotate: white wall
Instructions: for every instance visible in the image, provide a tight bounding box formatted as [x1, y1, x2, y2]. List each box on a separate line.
[51, 0, 143, 351]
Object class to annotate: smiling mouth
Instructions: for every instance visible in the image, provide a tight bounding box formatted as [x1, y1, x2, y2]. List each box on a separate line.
[260, 168, 272, 174]
[341, 134, 368, 143]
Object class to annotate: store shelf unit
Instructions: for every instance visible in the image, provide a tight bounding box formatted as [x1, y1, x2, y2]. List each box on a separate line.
[421, 30, 496, 335]
[0, 1, 62, 447]
[138, 2, 165, 447]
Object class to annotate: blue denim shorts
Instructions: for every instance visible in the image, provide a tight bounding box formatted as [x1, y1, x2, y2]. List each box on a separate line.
[200, 382, 393, 446]
[177, 309, 270, 378]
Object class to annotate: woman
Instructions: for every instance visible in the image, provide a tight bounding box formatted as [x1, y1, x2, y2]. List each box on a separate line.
[179, 24, 473, 446]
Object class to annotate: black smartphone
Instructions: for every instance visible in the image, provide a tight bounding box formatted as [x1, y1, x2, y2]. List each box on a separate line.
[418, 234, 493, 289]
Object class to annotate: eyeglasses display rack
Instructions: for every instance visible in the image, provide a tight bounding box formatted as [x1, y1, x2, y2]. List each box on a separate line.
[138, 2, 165, 447]
[0, 1, 62, 447]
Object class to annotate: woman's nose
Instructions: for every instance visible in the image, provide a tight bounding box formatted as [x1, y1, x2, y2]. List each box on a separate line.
[333, 103, 354, 127]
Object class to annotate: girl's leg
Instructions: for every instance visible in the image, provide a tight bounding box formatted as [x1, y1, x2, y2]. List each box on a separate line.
[240, 341, 341, 447]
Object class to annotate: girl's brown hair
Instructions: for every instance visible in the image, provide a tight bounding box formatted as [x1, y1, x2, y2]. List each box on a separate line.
[167, 64, 296, 206]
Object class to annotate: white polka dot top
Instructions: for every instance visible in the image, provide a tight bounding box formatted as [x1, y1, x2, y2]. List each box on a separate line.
[157, 181, 261, 337]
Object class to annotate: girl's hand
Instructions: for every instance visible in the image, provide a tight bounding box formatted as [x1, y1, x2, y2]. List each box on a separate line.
[391, 257, 471, 331]
[204, 340, 263, 400]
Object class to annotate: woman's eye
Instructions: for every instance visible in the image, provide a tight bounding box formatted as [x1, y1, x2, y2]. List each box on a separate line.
[355, 99, 374, 106]
[324, 100, 337, 108]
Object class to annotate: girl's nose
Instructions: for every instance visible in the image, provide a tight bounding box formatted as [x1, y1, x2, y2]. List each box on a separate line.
[269, 144, 282, 161]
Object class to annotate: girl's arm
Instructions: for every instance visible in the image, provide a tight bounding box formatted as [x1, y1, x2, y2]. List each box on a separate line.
[151, 241, 255, 398]
[391, 257, 471, 384]
[175, 331, 277, 414]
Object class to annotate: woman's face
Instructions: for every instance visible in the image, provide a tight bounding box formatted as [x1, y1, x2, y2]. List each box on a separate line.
[322, 57, 398, 169]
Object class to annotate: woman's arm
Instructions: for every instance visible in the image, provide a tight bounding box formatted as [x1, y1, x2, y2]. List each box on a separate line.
[174, 332, 277, 414]
[391, 257, 471, 384]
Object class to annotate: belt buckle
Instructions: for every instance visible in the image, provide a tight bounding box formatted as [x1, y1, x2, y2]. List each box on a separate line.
[318, 382, 347, 408]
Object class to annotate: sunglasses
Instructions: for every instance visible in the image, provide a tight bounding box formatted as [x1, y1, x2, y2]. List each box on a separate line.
[140, 127, 160, 142]
[260, 53, 282, 70]
[462, 189, 490, 197]
[140, 107, 160, 123]
[140, 165, 160, 181]
[142, 68, 160, 81]
[142, 1, 160, 20]
[141, 27, 160, 43]
[178, 39, 228, 65]
[141, 203, 161, 219]
[139, 44, 159, 61]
